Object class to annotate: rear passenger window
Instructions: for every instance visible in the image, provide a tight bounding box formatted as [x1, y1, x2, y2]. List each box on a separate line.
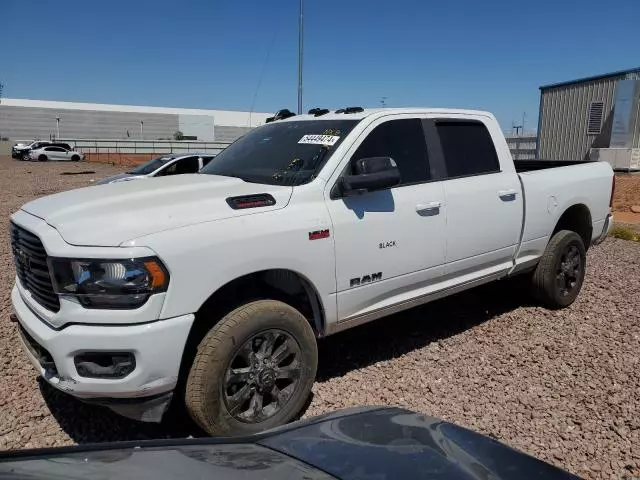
[351, 119, 430, 186]
[174, 156, 200, 174]
[436, 121, 500, 178]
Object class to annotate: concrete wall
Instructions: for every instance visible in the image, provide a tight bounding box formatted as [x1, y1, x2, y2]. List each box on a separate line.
[0, 98, 272, 143]
[0, 141, 12, 156]
[0, 105, 179, 140]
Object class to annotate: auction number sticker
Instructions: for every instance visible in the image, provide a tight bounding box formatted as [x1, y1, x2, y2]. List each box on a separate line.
[298, 134, 340, 146]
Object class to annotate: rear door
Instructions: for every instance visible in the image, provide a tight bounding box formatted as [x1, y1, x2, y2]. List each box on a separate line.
[428, 118, 522, 277]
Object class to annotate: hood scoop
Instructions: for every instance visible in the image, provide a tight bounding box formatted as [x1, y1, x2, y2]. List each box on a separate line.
[226, 194, 276, 210]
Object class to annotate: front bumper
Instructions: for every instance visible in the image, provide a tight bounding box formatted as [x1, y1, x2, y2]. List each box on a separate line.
[11, 284, 195, 422]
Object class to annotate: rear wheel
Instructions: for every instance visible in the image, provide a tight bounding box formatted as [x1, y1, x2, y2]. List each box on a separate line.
[71, 155, 80, 162]
[531, 230, 586, 309]
[38, 155, 47, 162]
[185, 300, 317, 436]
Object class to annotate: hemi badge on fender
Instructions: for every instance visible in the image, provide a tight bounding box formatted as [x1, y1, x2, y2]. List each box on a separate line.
[309, 229, 330, 240]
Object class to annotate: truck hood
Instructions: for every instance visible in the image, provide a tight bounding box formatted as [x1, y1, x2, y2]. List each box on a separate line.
[94, 172, 144, 185]
[21, 174, 293, 247]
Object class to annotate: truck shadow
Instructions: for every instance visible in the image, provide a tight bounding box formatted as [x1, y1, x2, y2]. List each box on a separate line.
[38, 379, 204, 443]
[315, 277, 534, 381]
[39, 277, 533, 444]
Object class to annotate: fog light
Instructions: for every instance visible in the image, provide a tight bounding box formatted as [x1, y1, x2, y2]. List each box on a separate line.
[74, 352, 135, 379]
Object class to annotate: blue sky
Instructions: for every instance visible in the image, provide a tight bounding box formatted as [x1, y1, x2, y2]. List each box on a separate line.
[2, 0, 639, 131]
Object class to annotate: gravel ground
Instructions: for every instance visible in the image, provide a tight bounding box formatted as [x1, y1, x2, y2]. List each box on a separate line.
[0, 156, 638, 479]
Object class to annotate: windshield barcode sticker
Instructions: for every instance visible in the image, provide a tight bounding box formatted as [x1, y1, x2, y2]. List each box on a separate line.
[298, 134, 340, 146]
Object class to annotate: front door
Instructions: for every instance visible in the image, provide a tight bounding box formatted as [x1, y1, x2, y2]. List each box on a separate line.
[325, 116, 446, 321]
[48, 147, 66, 160]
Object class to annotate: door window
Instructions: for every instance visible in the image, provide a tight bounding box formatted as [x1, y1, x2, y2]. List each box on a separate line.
[174, 156, 201, 174]
[435, 120, 500, 178]
[350, 119, 431, 186]
[201, 156, 215, 168]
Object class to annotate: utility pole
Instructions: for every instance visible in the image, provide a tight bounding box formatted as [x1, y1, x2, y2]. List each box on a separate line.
[0, 82, 4, 140]
[55, 116, 60, 140]
[512, 120, 523, 161]
[140, 120, 144, 139]
[297, 0, 304, 114]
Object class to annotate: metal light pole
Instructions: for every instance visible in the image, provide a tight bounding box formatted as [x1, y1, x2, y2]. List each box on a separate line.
[297, 0, 304, 114]
[140, 120, 144, 139]
[55, 117, 60, 140]
[0, 82, 4, 140]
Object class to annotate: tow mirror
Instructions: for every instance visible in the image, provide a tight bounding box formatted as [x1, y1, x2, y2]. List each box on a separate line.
[340, 156, 401, 196]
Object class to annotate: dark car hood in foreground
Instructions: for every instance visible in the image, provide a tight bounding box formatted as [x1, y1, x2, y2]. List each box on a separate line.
[0, 407, 578, 480]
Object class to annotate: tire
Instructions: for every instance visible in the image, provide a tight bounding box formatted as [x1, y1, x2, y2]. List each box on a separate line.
[185, 299, 317, 436]
[531, 230, 586, 309]
[22, 153, 30, 161]
[38, 155, 47, 162]
[71, 155, 80, 162]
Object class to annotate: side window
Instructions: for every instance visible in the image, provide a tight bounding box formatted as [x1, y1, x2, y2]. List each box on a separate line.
[174, 156, 200, 174]
[436, 120, 500, 178]
[351, 119, 430, 186]
[157, 162, 177, 176]
[201, 156, 214, 168]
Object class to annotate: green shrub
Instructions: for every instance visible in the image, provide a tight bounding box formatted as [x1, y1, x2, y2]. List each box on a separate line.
[609, 226, 639, 242]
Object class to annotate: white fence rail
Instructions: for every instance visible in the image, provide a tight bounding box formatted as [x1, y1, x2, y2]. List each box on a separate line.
[18, 139, 233, 155]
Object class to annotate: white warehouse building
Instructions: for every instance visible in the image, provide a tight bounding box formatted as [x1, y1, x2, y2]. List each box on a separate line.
[0, 98, 272, 143]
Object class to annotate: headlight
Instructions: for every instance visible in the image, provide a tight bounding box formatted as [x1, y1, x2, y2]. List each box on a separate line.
[49, 257, 169, 309]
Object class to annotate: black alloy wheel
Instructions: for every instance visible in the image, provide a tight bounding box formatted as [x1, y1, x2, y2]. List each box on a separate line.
[223, 329, 302, 423]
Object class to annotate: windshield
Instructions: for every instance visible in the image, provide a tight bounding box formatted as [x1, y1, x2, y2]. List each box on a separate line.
[200, 119, 360, 186]
[127, 156, 175, 175]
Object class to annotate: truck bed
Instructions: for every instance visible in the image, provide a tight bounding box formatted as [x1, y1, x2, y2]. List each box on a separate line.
[514, 159, 593, 173]
[514, 160, 613, 269]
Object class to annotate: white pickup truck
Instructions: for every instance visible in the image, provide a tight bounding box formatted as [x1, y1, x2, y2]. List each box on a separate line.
[10, 107, 614, 436]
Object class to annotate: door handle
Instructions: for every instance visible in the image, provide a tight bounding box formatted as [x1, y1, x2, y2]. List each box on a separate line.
[416, 202, 441, 216]
[498, 190, 518, 201]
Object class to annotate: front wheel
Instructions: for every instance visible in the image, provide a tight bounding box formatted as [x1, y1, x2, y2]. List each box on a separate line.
[22, 152, 30, 161]
[185, 300, 318, 436]
[531, 230, 586, 309]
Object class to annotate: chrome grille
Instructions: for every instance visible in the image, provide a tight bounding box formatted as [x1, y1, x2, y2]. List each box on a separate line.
[10, 223, 60, 312]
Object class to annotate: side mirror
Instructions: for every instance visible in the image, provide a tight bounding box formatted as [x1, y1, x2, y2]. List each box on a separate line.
[340, 157, 401, 196]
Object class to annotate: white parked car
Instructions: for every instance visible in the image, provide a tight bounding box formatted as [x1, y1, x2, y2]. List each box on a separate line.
[95, 153, 216, 184]
[29, 146, 84, 162]
[10, 107, 614, 437]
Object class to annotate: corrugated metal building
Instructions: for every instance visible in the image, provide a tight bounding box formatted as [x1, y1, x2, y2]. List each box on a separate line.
[0, 98, 272, 143]
[537, 67, 640, 166]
